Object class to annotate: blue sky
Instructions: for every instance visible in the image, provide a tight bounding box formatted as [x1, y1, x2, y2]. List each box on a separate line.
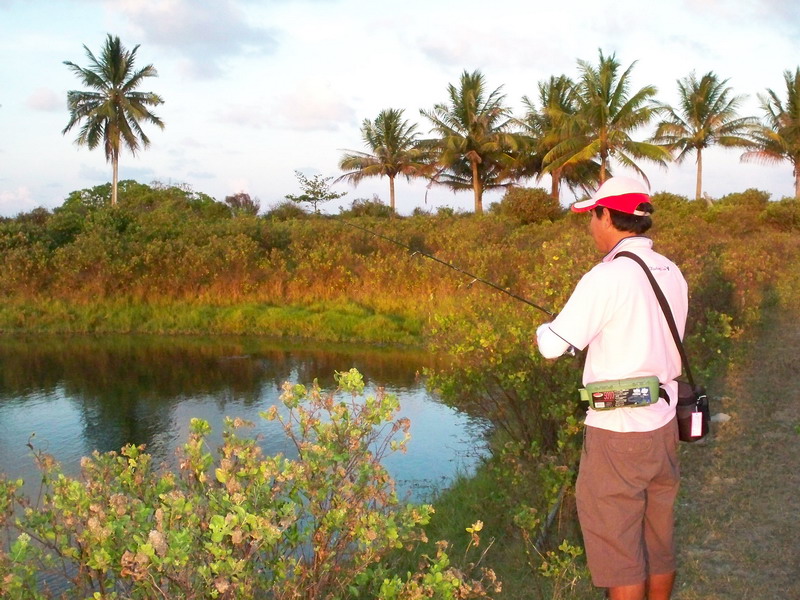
[1, 0, 799, 217]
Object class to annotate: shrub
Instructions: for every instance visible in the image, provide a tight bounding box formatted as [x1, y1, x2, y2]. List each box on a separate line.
[339, 195, 394, 218]
[650, 191, 691, 205]
[265, 200, 309, 221]
[46, 209, 85, 248]
[436, 206, 457, 217]
[0, 369, 498, 599]
[649, 191, 698, 212]
[224, 192, 261, 216]
[426, 300, 582, 457]
[491, 187, 563, 225]
[760, 197, 800, 231]
[717, 188, 771, 208]
[706, 189, 771, 235]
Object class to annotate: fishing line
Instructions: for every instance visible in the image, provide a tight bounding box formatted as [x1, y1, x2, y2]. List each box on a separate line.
[342, 220, 557, 315]
[339, 219, 577, 356]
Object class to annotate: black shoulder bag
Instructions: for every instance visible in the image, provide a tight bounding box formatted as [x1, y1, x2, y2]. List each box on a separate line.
[615, 251, 710, 442]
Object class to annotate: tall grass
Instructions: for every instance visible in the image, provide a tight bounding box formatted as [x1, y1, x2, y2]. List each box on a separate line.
[0, 299, 422, 343]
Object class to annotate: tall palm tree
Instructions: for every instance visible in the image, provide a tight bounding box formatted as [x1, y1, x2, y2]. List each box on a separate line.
[652, 71, 757, 203]
[520, 75, 600, 200]
[336, 108, 431, 214]
[421, 70, 521, 214]
[546, 50, 670, 184]
[741, 67, 800, 198]
[63, 34, 164, 206]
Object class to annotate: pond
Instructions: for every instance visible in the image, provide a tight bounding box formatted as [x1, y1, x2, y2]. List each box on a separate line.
[0, 334, 488, 503]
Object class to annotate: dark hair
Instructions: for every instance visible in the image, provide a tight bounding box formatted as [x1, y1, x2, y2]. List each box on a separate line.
[593, 203, 654, 234]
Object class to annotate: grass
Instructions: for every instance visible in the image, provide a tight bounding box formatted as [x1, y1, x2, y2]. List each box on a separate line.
[0, 299, 423, 345]
[399, 458, 593, 600]
[667, 304, 800, 599]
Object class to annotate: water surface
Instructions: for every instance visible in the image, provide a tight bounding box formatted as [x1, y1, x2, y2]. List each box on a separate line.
[0, 335, 487, 502]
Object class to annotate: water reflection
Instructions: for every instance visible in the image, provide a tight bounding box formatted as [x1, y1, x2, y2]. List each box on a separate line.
[0, 335, 486, 502]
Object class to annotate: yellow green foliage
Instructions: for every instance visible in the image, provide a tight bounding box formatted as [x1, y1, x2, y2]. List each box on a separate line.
[0, 369, 499, 599]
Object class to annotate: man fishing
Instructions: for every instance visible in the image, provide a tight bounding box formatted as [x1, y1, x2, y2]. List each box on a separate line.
[536, 176, 688, 600]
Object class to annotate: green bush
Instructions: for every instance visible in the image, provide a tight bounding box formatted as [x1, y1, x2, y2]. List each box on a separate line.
[0, 369, 499, 599]
[717, 188, 771, 208]
[491, 187, 564, 225]
[436, 206, 457, 217]
[340, 195, 394, 218]
[264, 200, 309, 221]
[649, 191, 706, 220]
[760, 197, 800, 231]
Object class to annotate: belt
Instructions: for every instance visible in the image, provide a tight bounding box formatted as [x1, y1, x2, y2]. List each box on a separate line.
[659, 387, 670, 405]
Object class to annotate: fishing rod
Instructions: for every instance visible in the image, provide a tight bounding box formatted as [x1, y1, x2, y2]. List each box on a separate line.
[343, 219, 560, 314]
[341, 219, 559, 314]
[341, 216, 579, 316]
[340, 220, 577, 356]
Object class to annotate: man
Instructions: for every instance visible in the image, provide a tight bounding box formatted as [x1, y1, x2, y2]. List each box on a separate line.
[536, 176, 688, 600]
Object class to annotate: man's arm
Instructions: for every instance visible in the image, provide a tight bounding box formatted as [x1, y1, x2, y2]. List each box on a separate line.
[535, 265, 612, 359]
[536, 323, 574, 358]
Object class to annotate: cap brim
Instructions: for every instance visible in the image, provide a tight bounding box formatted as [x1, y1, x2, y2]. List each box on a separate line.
[570, 198, 597, 213]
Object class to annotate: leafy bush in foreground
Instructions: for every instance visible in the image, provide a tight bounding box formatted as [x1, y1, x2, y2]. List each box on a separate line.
[0, 369, 499, 599]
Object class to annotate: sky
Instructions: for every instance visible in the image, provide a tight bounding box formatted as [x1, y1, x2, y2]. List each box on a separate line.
[1, 0, 799, 217]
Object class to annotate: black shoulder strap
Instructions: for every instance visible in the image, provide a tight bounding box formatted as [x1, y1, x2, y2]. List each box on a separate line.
[614, 251, 695, 389]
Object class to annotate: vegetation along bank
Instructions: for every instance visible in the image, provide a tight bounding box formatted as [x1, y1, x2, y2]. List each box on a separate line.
[1, 181, 800, 597]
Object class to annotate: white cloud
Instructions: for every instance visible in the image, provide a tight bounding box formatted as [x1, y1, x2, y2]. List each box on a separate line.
[227, 178, 251, 194]
[416, 30, 548, 72]
[26, 88, 63, 112]
[218, 103, 270, 129]
[176, 137, 212, 149]
[0, 186, 35, 216]
[121, 165, 157, 181]
[114, 0, 278, 79]
[269, 82, 356, 131]
[187, 170, 215, 179]
[78, 164, 109, 180]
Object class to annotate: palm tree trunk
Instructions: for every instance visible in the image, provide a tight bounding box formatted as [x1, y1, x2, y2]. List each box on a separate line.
[550, 169, 561, 201]
[112, 154, 119, 206]
[389, 175, 396, 215]
[599, 139, 608, 183]
[795, 164, 800, 199]
[696, 149, 704, 203]
[599, 153, 607, 183]
[471, 159, 483, 214]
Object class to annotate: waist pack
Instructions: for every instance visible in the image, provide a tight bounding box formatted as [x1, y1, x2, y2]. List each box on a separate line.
[676, 381, 710, 443]
[615, 251, 710, 443]
[580, 376, 660, 410]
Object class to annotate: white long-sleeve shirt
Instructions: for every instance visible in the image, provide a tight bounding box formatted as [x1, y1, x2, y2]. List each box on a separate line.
[537, 236, 688, 433]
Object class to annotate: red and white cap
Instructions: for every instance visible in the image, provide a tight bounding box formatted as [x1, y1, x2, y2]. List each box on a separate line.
[571, 176, 652, 215]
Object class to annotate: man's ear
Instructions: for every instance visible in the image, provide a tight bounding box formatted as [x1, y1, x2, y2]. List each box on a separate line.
[599, 207, 613, 228]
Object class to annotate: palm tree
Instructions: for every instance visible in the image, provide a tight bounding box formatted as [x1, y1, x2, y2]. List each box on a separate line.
[336, 108, 431, 214]
[741, 67, 800, 198]
[546, 50, 670, 184]
[652, 71, 757, 203]
[520, 75, 600, 200]
[63, 34, 164, 206]
[421, 70, 522, 214]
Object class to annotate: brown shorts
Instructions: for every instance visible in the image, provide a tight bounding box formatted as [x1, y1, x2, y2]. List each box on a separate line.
[575, 417, 680, 588]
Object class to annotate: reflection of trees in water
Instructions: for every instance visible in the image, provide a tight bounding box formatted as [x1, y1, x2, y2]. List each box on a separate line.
[0, 335, 431, 456]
